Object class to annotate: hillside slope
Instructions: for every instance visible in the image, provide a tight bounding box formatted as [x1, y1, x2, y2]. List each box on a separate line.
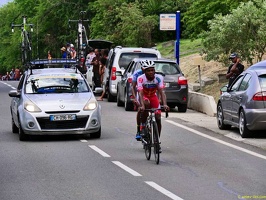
[179, 54, 228, 102]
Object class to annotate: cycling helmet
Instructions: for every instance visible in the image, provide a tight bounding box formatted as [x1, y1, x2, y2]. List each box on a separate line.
[140, 60, 155, 70]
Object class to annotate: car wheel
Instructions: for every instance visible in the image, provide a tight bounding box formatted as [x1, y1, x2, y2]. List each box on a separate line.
[117, 87, 123, 107]
[90, 127, 101, 138]
[107, 90, 116, 102]
[239, 109, 251, 138]
[18, 120, 28, 141]
[178, 104, 187, 112]
[12, 117, 19, 133]
[217, 103, 231, 130]
[125, 91, 134, 111]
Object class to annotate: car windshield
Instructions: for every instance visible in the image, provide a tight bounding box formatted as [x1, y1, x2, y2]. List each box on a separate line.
[119, 53, 158, 70]
[155, 62, 180, 75]
[25, 73, 90, 94]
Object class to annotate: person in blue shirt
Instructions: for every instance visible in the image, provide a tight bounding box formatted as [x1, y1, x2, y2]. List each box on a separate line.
[61, 47, 67, 58]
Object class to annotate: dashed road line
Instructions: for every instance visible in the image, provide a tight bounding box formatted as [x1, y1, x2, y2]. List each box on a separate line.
[146, 181, 184, 200]
[87, 145, 184, 199]
[112, 161, 142, 177]
[89, 145, 111, 157]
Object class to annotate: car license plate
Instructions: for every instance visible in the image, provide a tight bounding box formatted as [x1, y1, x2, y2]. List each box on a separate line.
[165, 82, 170, 87]
[50, 114, 76, 121]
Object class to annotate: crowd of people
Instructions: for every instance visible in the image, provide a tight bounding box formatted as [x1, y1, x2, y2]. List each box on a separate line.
[60, 43, 77, 60]
[1, 68, 21, 81]
[84, 47, 109, 101]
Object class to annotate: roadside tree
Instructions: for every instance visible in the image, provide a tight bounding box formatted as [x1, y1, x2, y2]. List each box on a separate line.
[201, 0, 266, 66]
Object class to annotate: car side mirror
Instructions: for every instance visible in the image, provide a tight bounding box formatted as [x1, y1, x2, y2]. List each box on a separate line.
[9, 90, 21, 98]
[219, 85, 228, 95]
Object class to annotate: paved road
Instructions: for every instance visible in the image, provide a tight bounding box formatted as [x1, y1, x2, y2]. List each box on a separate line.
[1, 80, 266, 200]
[169, 109, 266, 150]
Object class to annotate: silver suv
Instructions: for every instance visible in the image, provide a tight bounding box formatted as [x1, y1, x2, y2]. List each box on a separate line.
[104, 46, 162, 102]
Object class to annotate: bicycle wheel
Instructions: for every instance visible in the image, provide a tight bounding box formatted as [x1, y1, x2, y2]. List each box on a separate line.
[144, 127, 151, 160]
[152, 121, 160, 164]
[21, 31, 28, 65]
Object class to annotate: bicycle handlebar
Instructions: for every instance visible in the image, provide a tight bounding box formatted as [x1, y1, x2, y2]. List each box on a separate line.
[144, 107, 169, 118]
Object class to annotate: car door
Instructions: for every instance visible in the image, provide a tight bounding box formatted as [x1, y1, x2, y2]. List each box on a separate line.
[225, 75, 245, 122]
[11, 74, 25, 126]
[231, 73, 251, 124]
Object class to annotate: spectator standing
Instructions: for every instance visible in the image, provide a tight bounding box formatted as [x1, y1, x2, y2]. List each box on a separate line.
[91, 49, 101, 87]
[226, 53, 244, 87]
[10, 68, 15, 80]
[61, 47, 67, 58]
[102, 48, 109, 59]
[97, 57, 107, 101]
[14, 67, 21, 80]
[2, 71, 10, 81]
[70, 44, 77, 59]
[48, 50, 52, 60]
[85, 48, 96, 68]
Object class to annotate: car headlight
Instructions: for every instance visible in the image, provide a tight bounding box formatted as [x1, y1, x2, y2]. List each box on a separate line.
[24, 101, 42, 112]
[83, 99, 97, 110]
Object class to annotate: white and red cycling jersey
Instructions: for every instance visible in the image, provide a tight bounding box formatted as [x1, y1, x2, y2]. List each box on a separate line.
[137, 73, 164, 96]
[137, 73, 165, 109]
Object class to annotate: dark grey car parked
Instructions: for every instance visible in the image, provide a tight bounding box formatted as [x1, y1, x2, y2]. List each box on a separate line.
[217, 60, 266, 138]
[116, 58, 188, 112]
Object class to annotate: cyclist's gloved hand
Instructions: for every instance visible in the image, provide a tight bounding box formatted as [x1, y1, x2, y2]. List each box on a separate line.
[163, 104, 170, 112]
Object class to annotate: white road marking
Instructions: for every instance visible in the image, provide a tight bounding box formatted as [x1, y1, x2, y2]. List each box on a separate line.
[0, 81, 16, 89]
[80, 140, 88, 142]
[112, 161, 142, 176]
[89, 145, 111, 157]
[166, 120, 266, 160]
[145, 181, 184, 200]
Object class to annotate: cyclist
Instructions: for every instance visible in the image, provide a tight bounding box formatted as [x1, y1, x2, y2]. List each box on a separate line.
[136, 60, 169, 139]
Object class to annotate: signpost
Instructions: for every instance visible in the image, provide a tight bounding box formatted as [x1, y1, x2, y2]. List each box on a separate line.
[160, 11, 180, 64]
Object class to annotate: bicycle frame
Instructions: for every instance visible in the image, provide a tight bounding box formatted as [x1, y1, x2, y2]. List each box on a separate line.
[143, 110, 160, 145]
[12, 16, 33, 66]
[142, 107, 168, 164]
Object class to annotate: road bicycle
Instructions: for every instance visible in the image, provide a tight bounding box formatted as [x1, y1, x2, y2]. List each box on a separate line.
[12, 16, 33, 66]
[141, 107, 169, 164]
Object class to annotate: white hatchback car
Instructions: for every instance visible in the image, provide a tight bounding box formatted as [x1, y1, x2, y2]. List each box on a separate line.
[9, 59, 101, 141]
[104, 46, 162, 102]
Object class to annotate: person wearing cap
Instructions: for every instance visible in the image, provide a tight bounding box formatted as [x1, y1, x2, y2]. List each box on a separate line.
[70, 44, 76, 59]
[226, 53, 244, 87]
[61, 47, 67, 58]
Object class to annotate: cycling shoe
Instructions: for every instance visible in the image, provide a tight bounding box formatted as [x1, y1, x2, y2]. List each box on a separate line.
[135, 132, 141, 141]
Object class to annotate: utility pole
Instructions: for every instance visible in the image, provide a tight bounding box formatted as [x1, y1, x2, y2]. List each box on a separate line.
[68, 11, 89, 62]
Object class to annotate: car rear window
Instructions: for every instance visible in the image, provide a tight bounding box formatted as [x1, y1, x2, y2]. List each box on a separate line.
[119, 53, 158, 70]
[259, 75, 266, 90]
[25, 74, 90, 94]
[155, 62, 181, 75]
